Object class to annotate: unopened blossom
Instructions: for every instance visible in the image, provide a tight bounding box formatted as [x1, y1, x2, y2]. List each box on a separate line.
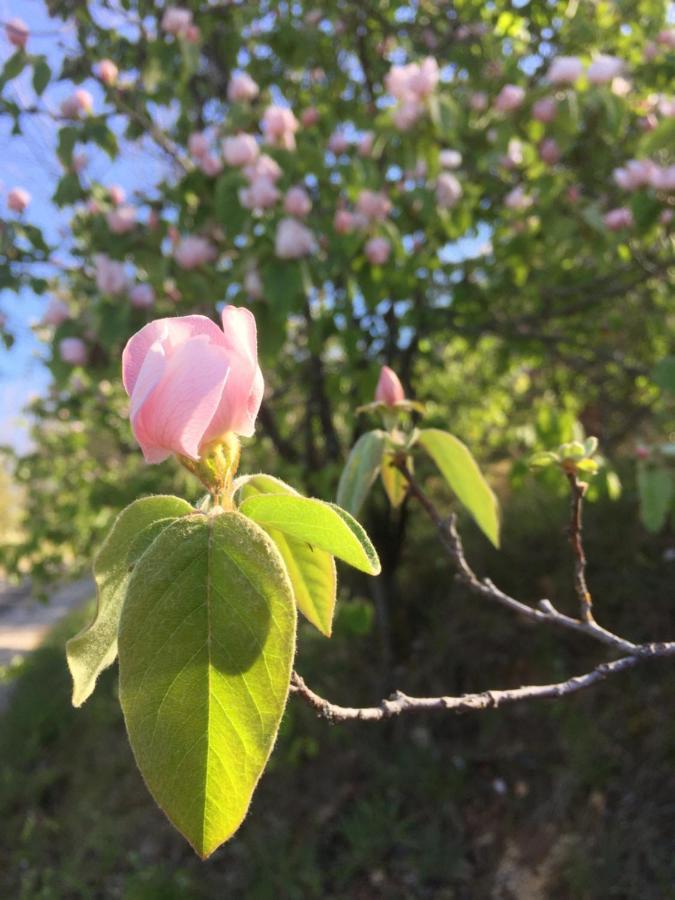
[334, 209, 355, 234]
[365, 236, 391, 265]
[59, 337, 87, 365]
[106, 205, 136, 234]
[239, 177, 280, 211]
[122, 308, 264, 462]
[161, 7, 193, 37]
[199, 155, 223, 177]
[95, 255, 128, 294]
[261, 105, 299, 150]
[243, 154, 282, 183]
[284, 186, 312, 217]
[228, 72, 259, 103]
[439, 149, 462, 169]
[6, 18, 28, 49]
[435, 172, 462, 208]
[275, 218, 316, 259]
[244, 269, 263, 299]
[588, 54, 624, 85]
[375, 365, 405, 405]
[184, 24, 200, 43]
[109, 185, 126, 206]
[97, 59, 118, 86]
[539, 138, 560, 165]
[504, 185, 533, 211]
[188, 131, 209, 159]
[7, 187, 30, 213]
[73, 152, 88, 173]
[547, 56, 584, 85]
[532, 97, 557, 123]
[603, 207, 633, 230]
[328, 130, 350, 155]
[129, 284, 155, 309]
[223, 134, 259, 167]
[61, 89, 93, 118]
[356, 190, 391, 222]
[174, 236, 216, 269]
[43, 298, 70, 326]
[494, 84, 525, 112]
[301, 107, 320, 127]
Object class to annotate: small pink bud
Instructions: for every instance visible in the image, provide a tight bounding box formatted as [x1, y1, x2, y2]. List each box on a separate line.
[239, 177, 280, 210]
[173, 236, 216, 270]
[97, 59, 118, 86]
[358, 132, 375, 157]
[223, 134, 259, 167]
[6, 17, 28, 49]
[333, 209, 354, 235]
[43, 298, 70, 326]
[161, 7, 193, 36]
[228, 72, 259, 103]
[244, 269, 263, 299]
[365, 237, 391, 266]
[635, 445, 650, 460]
[532, 97, 557, 123]
[375, 365, 405, 406]
[494, 84, 525, 113]
[59, 337, 87, 366]
[356, 190, 391, 222]
[435, 172, 462, 208]
[301, 107, 320, 127]
[7, 187, 30, 213]
[106, 205, 136, 234]
[587, 54, 624, 85]
[275, 218, 317, 259]
[283, 186, 312, 217]
[199, 154, 223, 177]
[603, 207, 633, 231]
[546, 56, 584, 85]
[439, 149, 462, 169]
[328, 130, 350, 155]
[261, 105, 299, 150]
[184, 24, 200, 44]
[95, 255, 128, 294]
[539, 138, 560, 165]
[129, 284, 155, 308]
[188, 131, 209, 159]
[60, 89, 93, 118]
[470, 91, 488, 112]
[109, 185, 126, 206]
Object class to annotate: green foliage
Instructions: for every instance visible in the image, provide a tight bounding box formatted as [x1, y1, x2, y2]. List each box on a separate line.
[637, 465, 673, 533]
[417, 429, 501, 547]
[118, 513, 297, 858]
[336, 430, 386, 517]
[66, 495, 193, 706]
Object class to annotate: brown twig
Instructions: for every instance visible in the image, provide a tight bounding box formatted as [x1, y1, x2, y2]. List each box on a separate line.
[566, 471, 594, 623]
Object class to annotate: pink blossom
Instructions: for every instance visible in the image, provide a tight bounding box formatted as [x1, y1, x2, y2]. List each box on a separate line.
[502, 138, 524, 169]
[649, 165, 675, 192]
[301, 107, 320, 127]
[494, 84, 525, 112]
[393, 99, 424, 130]
[7, 187, 30, 213]
[284, 186, 312, 217]
[356, 190, 391, 222]
[532, 97, 557, 123]
[239, 177, 280, 210]
[122, 308, 264, 462]
[439, 149, 462, 169]
[106, 205, 136, 234]
[469, 91, 488, 112]
[173, 236, 216, 269]
[611, 77, 631, 97]
[188, 131, 209, 159]
[228, 72, 259, 103]
[6, 18, 28, 49]
[95, 255, 128, 294]
[109, 185, 126, 206]
[161, 7, 193, 37]
[385, 58, 438, 101]
[262, 105, 299, 150]
[660, 209, 673, 226]
[59, 337, 87, 366]
[656, 29, 675, 49]
[43, 298, 70, 326]
[130, 284, 155, 309]
[613, 159, 655, 191]
[365, 237, 391, 265]
[546, 56, 584, 85]
[539, 138, 560, 165]
[243, 154, 283, 183]
[375, 365, 405, 405]
[435, 172, 462, 209]
[73, 152, 88, 173]
[244, 269, 263, 299]
[358, 132, 375, 157]
[333, 209, 355, 235]
[603, 207, 633, 231]
[275, 218, 317, 259]
[587, 54, 624, 85]
[97, 59, 118, 86]
[61, 89, 93, 118]
[184, 24, 200, 43]
[658, 97, 675, 118]
[223, 134, 259, 167]
[199, 154, 223, 177]
[504, 186, 533, 211]
[328, 130, 350, 155]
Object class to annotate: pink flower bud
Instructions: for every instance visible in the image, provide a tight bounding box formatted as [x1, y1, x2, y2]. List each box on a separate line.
[375, 365, 405, 406]
[283, 186, 312, 217]
[333, 209, 355, 235]
[73, 151, 88, 173]
[469, 91, 488, 112]
[546, 56, 584, 85]
[301, 107, 320, 127]
[61, 89, 93, 118]
[504, 186, 533, 211]
[435, 172, 462, 208]
[393, 99, 423, 130]
[635, 445, 650, 460]
[227, 72, 259, 103]
[365, 237, 391, 265]
[200, 154, 223, 177]
[43, 298, 70, 326]
[539, 138, 560, 165]
[603, 207, 633, 231]
[129, 284, 155, 309]
[439, 149, 462, 169]
[656, 28, 675, 48]
[184, 24, 200, 43]
[239, 177, 280, 210]
[109, 185, 126, 206]
[122, 308, 264, 462]
[7, 187, 30, 213]
[275, 218, 317, 259]
[6, 17, 28, 49]
[649, 165, 675, 191]
[59, 337, 87, 366]
[494, 84, 525, 112]
[587, 54, 624, 85]
[502, 138, 523, 169]
[243, 154, 282, 183]
[261, 105, 299, 150]
[173, 236, 216, 269]
[244, 269, 263, 299]
[328, 130, 350, 155]
[97, 59, 118, 86]
[161, 7, 193, 37]
[188, 131, 209, 159]
[356, 190, 391, 222]
[532, 97, 557, 123]
[223, 134, 259, 167]
[95, 255, 128, 294]
[106, 205, 136, 234]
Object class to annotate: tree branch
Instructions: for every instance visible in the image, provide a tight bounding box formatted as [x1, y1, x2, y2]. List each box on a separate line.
[566, 471, 594, 623]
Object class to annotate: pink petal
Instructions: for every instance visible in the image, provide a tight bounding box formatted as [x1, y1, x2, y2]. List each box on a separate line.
[220, 306, 258, 366]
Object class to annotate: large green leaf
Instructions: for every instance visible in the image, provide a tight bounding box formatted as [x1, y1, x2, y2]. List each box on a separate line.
[235, 475, 337, 636]
[418, 429, 501, 547]
[118, 512, 296, 858]
[638, 466, 673, 533]
[239, 494, 381, 576]
[66, 495, 193, 707]
[336, 430, 386, 516]
[381, 441, 409, 509]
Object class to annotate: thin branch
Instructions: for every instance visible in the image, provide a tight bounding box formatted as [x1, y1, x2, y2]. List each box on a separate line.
[291, 645, 675, 722]
[566, 471, 594, 623]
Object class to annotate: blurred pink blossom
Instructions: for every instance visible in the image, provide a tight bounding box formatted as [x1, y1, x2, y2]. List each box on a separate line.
[174, 236, 216, 269]
[588, 54, 624, 85]
[495, 84, 525, 112]
[275, 218, 317, 259]
[97, 59, 118, 86]
[365, 237, 391, 265]
[59, 337, 87, 366]
[547, 56, 584, 85]
[435, 172, 462, 208]
[43, 298, 70, 326]
[6, 17, 28, 49]
[284, 186, 312, 217]
[532, 97, 557, 123]
[228, 72, 259, 103]
[7, 187, 30, 213]
[129, 284, 155, 309]
[262, 105, 299, 150]
[95, 255, 128, 294]
[356, 190, 391, 222]
[223, 134, 259, 167]
[106, 205, 136, 234]
[603, 207, 633, 230]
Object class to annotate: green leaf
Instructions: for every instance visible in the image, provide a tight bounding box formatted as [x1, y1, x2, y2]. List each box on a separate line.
[652, 356, 675, 394]
[418, 429, 501, 547]
[336, 430, 386, 516]
[529, 451, 559, 469]
[0, 51, 26, 88]
[638, 466, 673, 533]
[66, 495, 193, 707]
[235, 474, 337, 637]
[32, 58, 51, 95]
[118, 512, 296, 858]
[380, 445, 409, 508]
[239, 494, 381, 576]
